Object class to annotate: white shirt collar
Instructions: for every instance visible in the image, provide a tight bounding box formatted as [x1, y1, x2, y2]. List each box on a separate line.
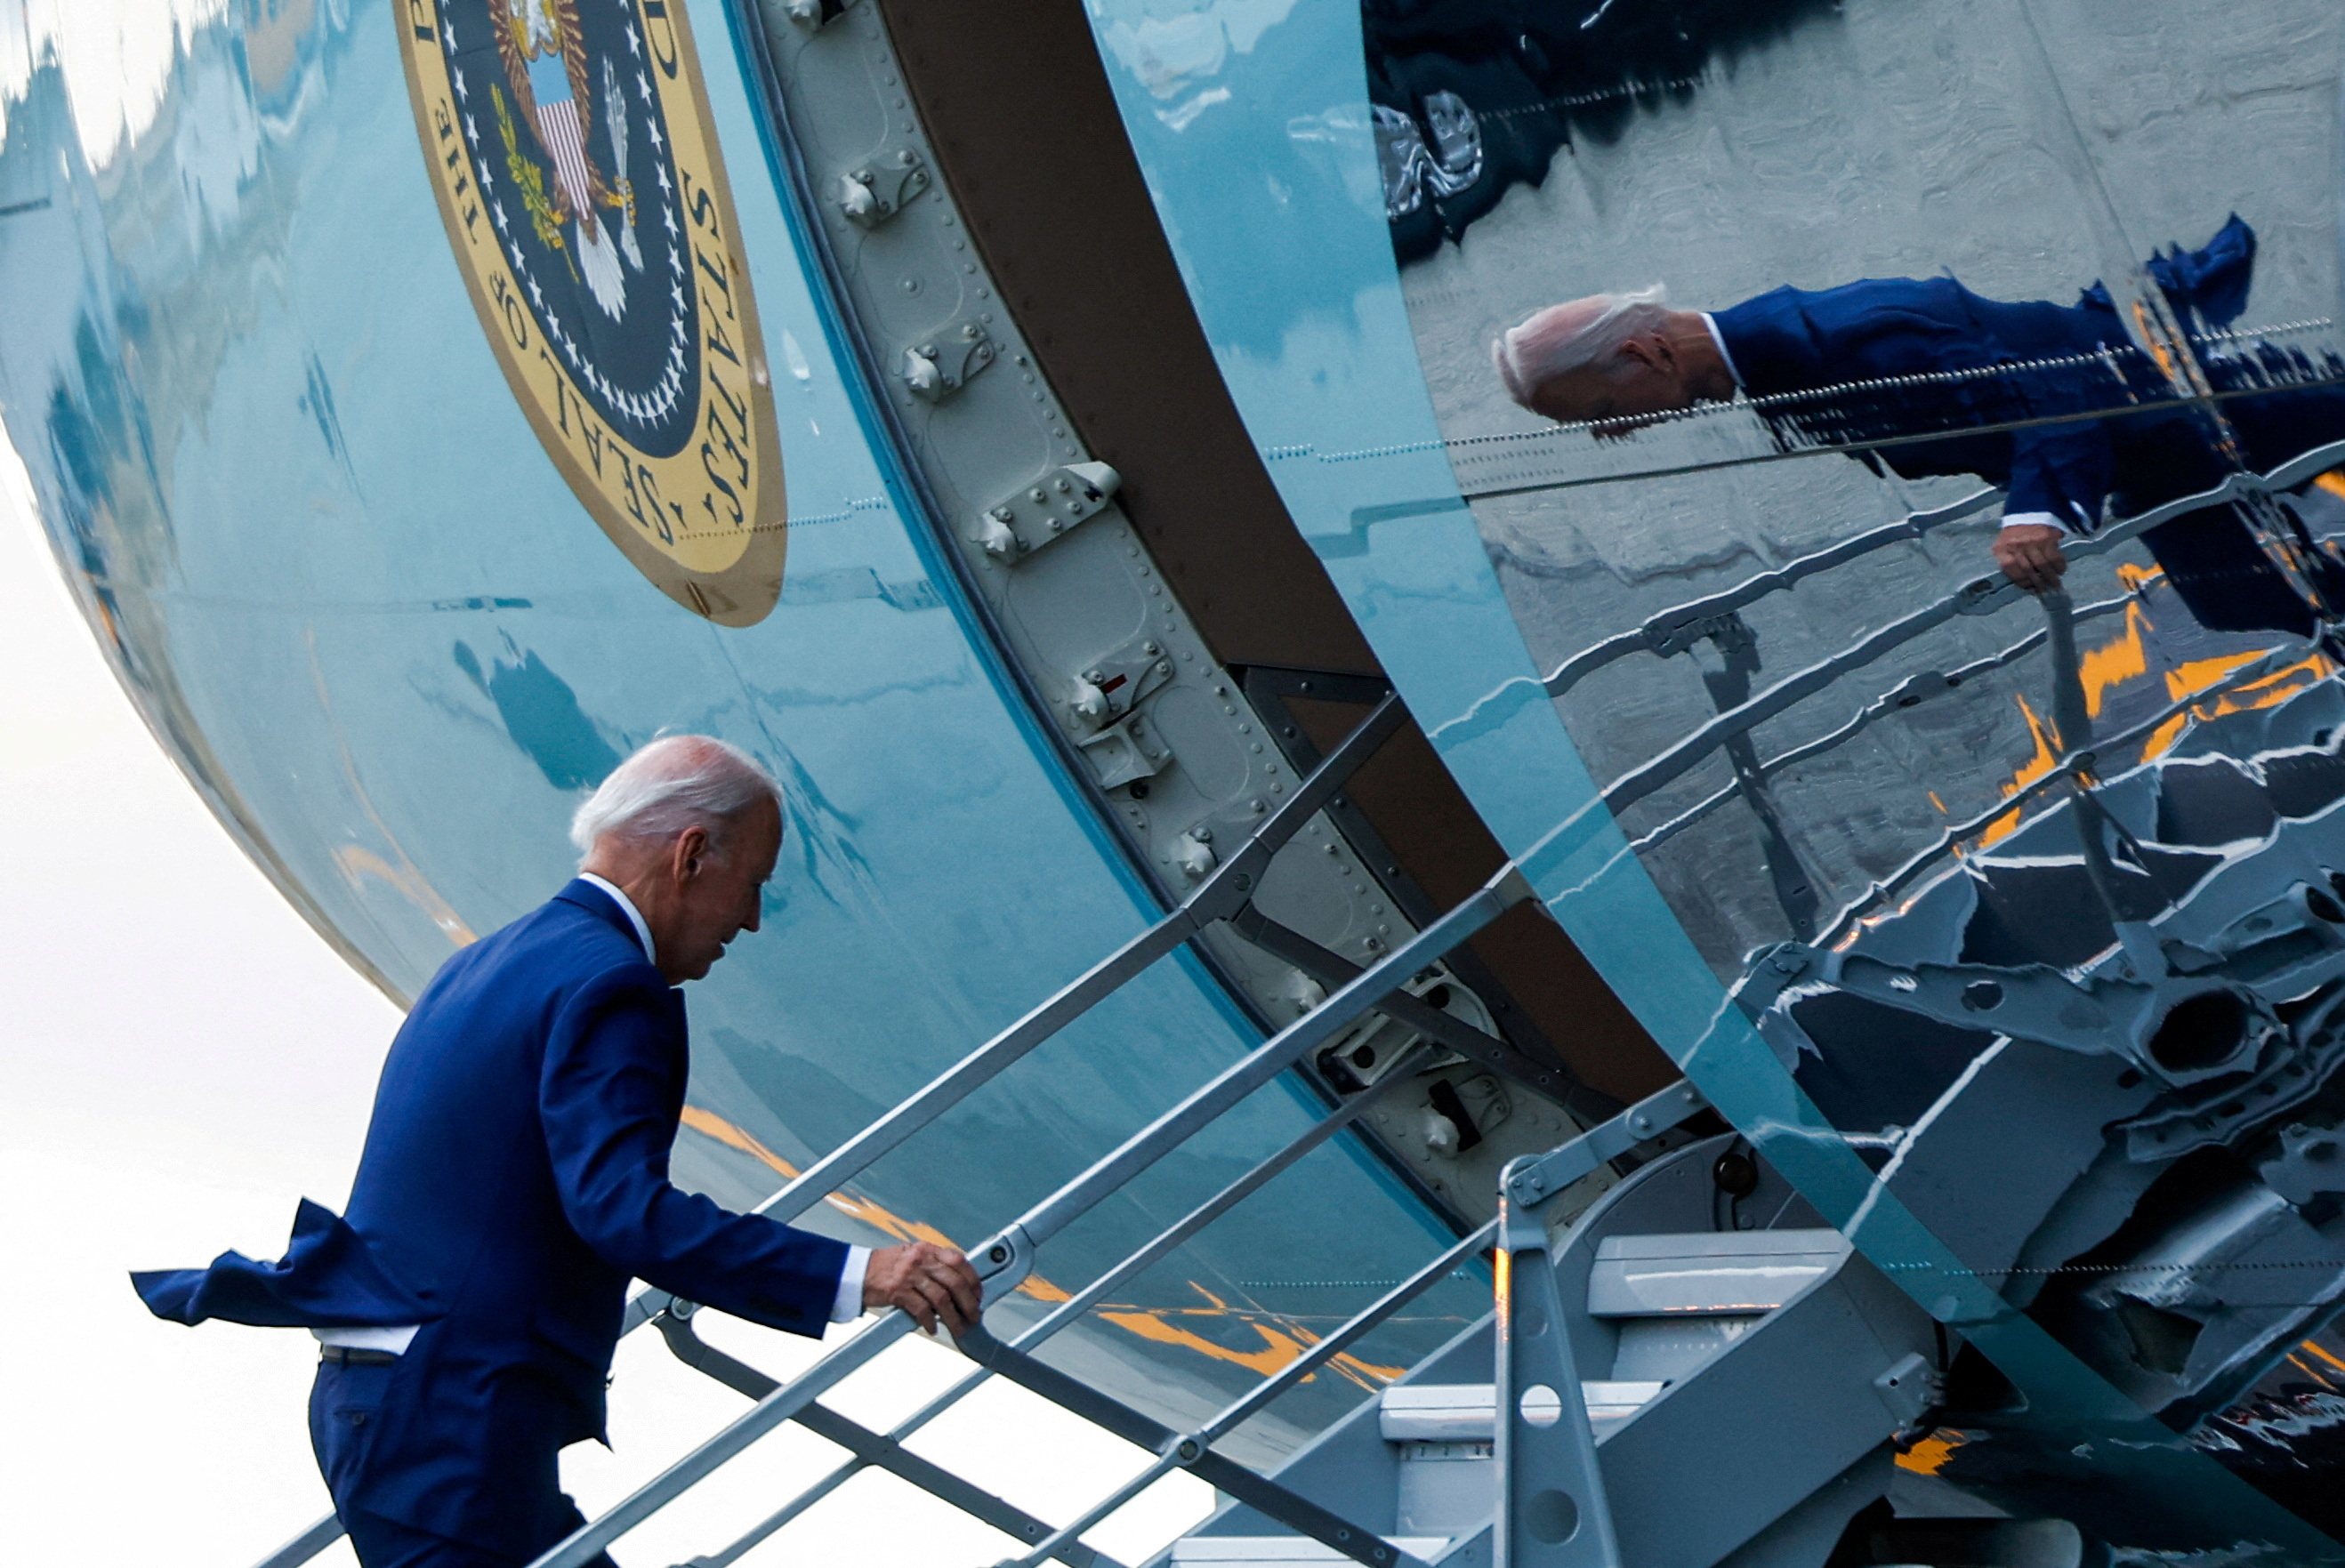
[576, 872, 657, 965]
[1700, 312, 1744, 390]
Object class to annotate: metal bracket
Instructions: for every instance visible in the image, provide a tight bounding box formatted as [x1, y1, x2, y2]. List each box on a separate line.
[1076, 709, 1172, 790]
[1067, 634, 1177, 735]
[902, 320, 997, 402]
[835, 148, 929, 228]
[971, 1222, 1038, 1310]
[778, 0, 861, 29]
[1872, 1351, 1944, 1432]
[971, 462, 1121, 562]
[1646, 607, 1753, 663]
[1229, 903, 1571, 1097]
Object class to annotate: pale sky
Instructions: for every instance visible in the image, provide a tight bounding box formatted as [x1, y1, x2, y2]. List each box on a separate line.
[0, 448, 1210, 1562]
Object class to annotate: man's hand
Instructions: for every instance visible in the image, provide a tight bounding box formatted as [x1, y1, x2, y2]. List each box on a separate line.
[864, 1242, 982, 1338]
[1994, 523, 2068, 593]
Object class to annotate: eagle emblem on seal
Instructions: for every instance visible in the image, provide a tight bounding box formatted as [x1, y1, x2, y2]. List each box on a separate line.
[491, 0, 643, 318]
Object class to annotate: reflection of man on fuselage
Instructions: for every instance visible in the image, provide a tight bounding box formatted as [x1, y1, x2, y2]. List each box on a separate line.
[1495, 217, 2345, 637]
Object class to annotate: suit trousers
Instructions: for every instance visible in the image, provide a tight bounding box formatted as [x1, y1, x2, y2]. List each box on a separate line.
[310, 1359, 619, 1568]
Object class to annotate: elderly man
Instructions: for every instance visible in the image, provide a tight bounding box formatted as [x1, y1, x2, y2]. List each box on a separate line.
[1495, 216, 2345, 637]
[134, 736, 979, 1568]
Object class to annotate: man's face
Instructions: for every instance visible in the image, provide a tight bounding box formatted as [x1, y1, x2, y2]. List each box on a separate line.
[667, 797, 782, 983]
[1527, 343, 1697, 434]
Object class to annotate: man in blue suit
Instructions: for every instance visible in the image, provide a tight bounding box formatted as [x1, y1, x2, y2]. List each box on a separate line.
[134, 736, 980, 1567]
[1494, 217, 2345, 637]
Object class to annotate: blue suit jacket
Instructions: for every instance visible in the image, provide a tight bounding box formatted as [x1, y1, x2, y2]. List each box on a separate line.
[1711, 218, 2268, 523]
[135, 880, 847, 1552]
[1711, 217, 2345, 632]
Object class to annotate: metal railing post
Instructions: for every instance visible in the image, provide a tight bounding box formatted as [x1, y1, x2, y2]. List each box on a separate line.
[1493, 1082, 1711, 1568]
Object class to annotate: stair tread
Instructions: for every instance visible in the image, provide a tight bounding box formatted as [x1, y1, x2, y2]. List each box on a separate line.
[1171, 1537, 1453, 1562]
[1378, 1380, 1667, 1440]
[1590, 1229, 1847, 1316]
[1592, 1228, 1847, 1260]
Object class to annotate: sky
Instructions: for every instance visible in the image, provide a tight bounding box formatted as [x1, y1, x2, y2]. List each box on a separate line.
[0, 4, 1214, 1559]
[0, 451, 1211, 1563]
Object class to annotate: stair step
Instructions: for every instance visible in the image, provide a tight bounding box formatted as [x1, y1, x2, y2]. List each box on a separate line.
[1377, 1379, 1667, 1443]
[1170, 1538, 1454, 1564]
[1586, 1229, 1847, 1317]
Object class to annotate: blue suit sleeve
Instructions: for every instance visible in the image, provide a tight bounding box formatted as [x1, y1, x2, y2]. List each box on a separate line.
[1823, 293, 2117, 531]
[540, 970, 850, 1337]
[2006, 419, 2114, 533]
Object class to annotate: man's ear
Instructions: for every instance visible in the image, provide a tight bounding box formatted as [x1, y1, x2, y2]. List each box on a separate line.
[1620, 331, 1676, 373]
[673, 824, 710, 881]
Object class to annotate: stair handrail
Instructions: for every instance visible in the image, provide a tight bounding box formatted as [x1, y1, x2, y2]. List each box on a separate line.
[1623, 587, 2135, 859]
[521, 867, 1538, 1568]
[1542, 488, 1999, 699]
[1586, 438, 2345, 824]
[641, 1039, 1447, 1568]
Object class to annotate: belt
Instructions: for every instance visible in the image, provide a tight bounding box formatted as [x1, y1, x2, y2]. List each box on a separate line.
[319, 1346, 401, 1367]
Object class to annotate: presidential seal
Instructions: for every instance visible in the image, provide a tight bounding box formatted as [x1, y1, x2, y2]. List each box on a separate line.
[396, 0, 785, 624]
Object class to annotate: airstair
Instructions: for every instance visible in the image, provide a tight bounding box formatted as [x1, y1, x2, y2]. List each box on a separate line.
[1166, 1118, 1952, 1568]
[244, 437, 2345, 1568]
[238, 478, 2345, 1568]
[259, 1064, 2019, 1568]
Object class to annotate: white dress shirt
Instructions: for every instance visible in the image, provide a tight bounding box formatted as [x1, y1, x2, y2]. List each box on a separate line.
[1700, 312, 2067, 535]
[1700, 311, 1743, 391]
[317, 875, 869, 1354]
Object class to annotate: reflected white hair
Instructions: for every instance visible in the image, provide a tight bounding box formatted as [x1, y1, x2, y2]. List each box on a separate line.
[1492, 285, 1672, 407]
[569, 735, 784, 863]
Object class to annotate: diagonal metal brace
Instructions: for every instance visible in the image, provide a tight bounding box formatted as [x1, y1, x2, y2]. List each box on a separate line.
[649, 1306, 1116, 1568]
[956, 1325, 1428, 1568]
[1227, 903, 1582, 1102]
[1503, 1078, 1709, 1210]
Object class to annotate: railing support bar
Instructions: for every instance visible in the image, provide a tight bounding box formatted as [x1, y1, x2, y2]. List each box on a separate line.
[1490, 1083, 1712, 1568]
[659, 1047, 1439, 1568]
[250, 1514, 345, 1568]
[729, 693, 1406, 1237]
[650, 1307, 1119, 1568]
[960, 1334, 1430, 1568]
[528, 1310, 918, 1568]
[990, 1210, 1503, 1568]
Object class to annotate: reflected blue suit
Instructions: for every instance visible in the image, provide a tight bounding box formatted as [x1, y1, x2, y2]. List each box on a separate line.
[135, 880, 848, 1561]
[1711, 217, 2345, 635]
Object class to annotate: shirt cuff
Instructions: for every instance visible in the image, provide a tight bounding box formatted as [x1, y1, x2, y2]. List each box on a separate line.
[2001, 510, 2068, 535]
[829, 1246, 872, 1323]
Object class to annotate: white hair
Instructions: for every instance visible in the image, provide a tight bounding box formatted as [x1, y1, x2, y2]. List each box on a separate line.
[1492, 285, 1672, 407]
[569, 735, 784, 862]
